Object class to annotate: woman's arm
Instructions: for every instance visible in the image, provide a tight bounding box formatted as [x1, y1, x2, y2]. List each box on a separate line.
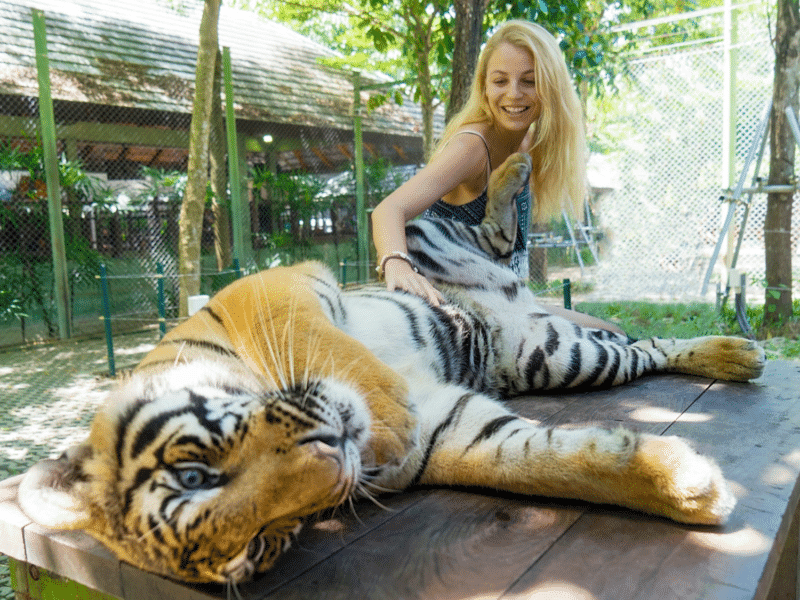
[371, 134, 488, 305]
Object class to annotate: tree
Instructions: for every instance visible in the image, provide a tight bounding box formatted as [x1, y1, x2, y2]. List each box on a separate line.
[179, 0, 222, 317]
[764, 0, 799, 325]
[446, 0, 487, 121]
[257, 0, 452, 159]
[210, 47, 232, 272]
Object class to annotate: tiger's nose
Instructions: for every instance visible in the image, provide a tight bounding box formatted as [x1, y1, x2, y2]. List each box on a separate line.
[300, 434, 345, 459]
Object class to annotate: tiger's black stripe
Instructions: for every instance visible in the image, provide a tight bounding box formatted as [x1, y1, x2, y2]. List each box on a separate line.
[164, 338, 239, 359]
[427, 311, 456, 382]
[360, 293, 428, 349]
[560, 343, 583, 387]
[544, 323, 559, 356]
[466, 415, 519, 451]
[116, 399, 148, 464]
[577, 336, 610, 388]
[201, 306, 224, 325]
[405, 223, 445, 254]
[597, 345, 623, 388]
[407, 392, 475, 488]
[130, 390, 227, 460]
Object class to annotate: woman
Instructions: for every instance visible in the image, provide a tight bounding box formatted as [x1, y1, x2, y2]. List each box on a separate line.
[372, 20, 621, 333]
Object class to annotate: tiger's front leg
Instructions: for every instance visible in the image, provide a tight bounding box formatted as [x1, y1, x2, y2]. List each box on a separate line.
[391, 383, 736, 525]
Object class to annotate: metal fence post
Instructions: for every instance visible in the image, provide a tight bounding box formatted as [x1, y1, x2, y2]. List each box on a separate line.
[32, 8, 71, 339]
[223, 46, 250, 266]
[99, 264, 115, 377]
[157, 262, 166, 338]
[352, 72, 368, 283]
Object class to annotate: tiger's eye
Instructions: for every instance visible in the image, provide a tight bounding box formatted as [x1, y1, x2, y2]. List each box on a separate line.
[177, 468, 206, 489]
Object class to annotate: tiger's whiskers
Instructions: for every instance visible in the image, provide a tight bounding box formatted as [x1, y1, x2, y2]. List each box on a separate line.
[226, 578, 244, 600]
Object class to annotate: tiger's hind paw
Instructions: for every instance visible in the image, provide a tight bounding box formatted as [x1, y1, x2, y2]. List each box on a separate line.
[481, 153, 532, 257]
[667, 336, 766, 382]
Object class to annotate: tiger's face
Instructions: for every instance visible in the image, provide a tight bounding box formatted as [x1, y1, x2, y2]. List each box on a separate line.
[19, 359, 372, 584]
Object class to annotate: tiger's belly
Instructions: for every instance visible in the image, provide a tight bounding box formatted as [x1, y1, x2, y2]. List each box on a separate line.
[336, 290, 495, 393]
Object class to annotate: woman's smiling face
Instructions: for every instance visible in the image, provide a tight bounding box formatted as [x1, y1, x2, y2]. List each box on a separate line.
[485, 42, 540, 133]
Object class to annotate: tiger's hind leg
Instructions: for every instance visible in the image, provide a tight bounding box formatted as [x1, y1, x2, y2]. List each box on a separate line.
[387, 382, 735, 525]
[478, 152, 532, 259]
[497, 310, 766, 394]
[634, 335, 766, 382]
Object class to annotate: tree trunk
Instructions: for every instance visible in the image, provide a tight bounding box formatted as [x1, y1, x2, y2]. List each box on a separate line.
[179, 0, 221, 317]
[210, 46, 232, 271]
[419, 58, 435, 161]
[764, 0, 799, 325]
[447, 0, 486, 123]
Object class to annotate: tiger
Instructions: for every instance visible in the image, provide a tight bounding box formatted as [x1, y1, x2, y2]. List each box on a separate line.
[17, 152, 766, 587]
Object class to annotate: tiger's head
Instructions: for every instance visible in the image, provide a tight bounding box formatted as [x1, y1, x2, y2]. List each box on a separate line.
[17, 262, 414, 584]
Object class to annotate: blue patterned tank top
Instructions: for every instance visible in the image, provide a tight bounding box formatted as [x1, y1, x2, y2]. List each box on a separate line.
[422, 131, 530, 278]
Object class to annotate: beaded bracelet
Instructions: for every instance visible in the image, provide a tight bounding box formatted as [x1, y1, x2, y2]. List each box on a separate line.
[376, 251, 419, 279]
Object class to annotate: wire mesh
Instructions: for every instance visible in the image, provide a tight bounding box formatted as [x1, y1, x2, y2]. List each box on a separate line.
[587, 6, 797, 303]
[0, 0, 421, 347]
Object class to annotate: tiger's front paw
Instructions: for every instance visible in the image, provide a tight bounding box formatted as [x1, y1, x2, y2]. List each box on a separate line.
[633, 434, 736, 525]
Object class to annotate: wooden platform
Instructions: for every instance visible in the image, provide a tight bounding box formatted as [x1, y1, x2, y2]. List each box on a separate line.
[2, 360, 799, 600]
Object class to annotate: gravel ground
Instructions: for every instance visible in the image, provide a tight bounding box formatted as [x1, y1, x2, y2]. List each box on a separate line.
[0, 329, 159, 599]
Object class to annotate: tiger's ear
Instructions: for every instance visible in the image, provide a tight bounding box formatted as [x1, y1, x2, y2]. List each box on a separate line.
[18, 443, 94, 529]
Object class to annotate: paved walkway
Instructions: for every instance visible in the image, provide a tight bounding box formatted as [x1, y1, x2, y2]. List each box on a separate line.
[0, 329, 160, 599]
[0, 330, 159, 480]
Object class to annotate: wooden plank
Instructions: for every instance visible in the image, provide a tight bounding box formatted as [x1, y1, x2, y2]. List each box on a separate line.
[123, 487, 430, 600]
[258, 489, 584, 600]
[1, 365, 796, 600]
[503, 361, 800, 600]
[0, 474, 31, 561]
[503, 509, 764, 600]
[23, 523, 125, 598]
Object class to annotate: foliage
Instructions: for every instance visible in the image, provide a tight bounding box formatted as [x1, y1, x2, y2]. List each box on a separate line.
[576, 297, 800, 361]
[251, 167, 327, 260]
[136, 166, 187, 205]
[576, 299, 730, 339]
[0, 140, 106, 338]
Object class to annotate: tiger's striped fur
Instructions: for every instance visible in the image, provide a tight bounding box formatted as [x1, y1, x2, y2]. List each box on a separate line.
[18, 152, 765, 585]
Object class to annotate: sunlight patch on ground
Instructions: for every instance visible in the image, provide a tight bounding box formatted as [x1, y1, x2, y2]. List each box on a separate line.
[689, 526, 771, 556]
[761, 464, 797, 486]
[115, 342, 156, 356]
[629, 406, 712, 423]
[521, 582, 597, 599]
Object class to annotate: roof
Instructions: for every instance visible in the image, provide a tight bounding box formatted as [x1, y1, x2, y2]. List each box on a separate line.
[0, 0, 427, 138]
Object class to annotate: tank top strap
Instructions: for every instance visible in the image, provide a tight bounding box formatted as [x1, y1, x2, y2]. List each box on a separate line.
[454, 130, 492, 185]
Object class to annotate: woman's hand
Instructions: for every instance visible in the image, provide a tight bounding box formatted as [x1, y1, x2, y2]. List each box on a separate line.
[383, 258, 445, 306]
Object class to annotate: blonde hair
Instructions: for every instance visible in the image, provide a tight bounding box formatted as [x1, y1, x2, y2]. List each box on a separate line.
[435, 20, 586, 222]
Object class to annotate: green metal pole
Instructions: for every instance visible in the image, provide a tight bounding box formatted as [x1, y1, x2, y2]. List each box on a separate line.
[32, 8, 71, 339]
[223, 47, 247, 266]
[99, 264, 115, 377]
[157, 263, 166, 338]
[353, 72, 368, 283]
[563, 278, 571, 310]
